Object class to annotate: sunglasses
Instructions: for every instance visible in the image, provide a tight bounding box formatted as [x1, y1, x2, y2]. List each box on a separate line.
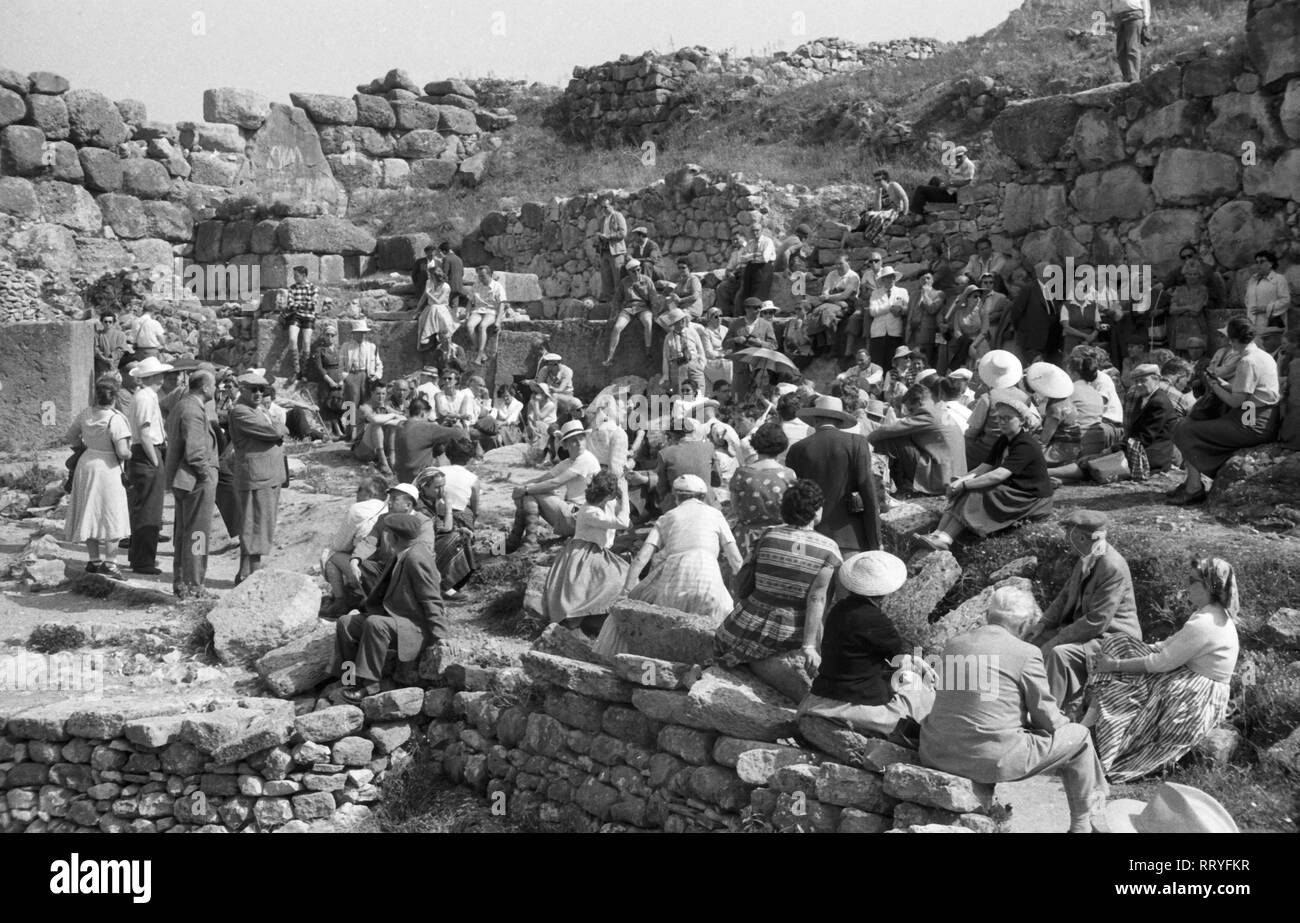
[870, 258, 883, 263]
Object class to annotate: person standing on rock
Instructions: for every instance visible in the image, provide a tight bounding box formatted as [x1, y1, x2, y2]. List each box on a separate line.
[164, 369, 220, 599]
[332, 512, 447, 703]
[596, 196, 628, 309]
[439, 242, 466, 312]
[128, 300, 166, 364]
[94, 310, 130, 377]
[285, 265, 320, 380]
[1110, 0, 1151, 83]
[125, 356, 173, 577]
[739, 224, 777, 307]
[228, 371, 289, 584]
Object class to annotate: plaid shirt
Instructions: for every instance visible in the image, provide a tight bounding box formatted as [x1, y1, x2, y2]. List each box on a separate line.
[286, 282, 319, 319]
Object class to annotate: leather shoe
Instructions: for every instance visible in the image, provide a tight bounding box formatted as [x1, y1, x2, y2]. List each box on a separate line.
[132, 565, 163, 576]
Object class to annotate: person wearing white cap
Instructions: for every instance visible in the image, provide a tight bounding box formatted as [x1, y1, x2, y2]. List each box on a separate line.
[920, 584, 1109, 833]
[1097, 783, 1238, 833]
[881, 344, 918, 408]
[910, 144, 976, 215]
[467, 266, 507, 365]
[797, 550, 934, 739]
[340, 318, 383, 440]
[124, 355, 175, 575]
[787, 396, 882, 552]
[947, 367, 975, 407]
[604, 258, 658, 366]
[535, 351, 578, 412]
[863, 266, 909, 370]
[627, 225, 662, 279]
[228, 371, 289, 584]
[595, 474, 742, 656]
[594, 195, 628, 307]
[507, 419, 601, 553]
[661, 307, 706, 394]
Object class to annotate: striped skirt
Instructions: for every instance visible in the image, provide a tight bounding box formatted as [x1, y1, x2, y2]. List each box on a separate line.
[1086, 634, 1230, 783]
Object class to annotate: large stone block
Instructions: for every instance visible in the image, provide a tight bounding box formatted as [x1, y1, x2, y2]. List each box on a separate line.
[260, 252, 320, 289]
[209, 719, 294, 764]
[815, 762, 894, 812]
[1070, 165, 1152, 223]
[289, 93, 358, 125]
[424, 78, 476, 99]
[1, 124, 45, 176]
[521, 651, 635, 702]
[374, 233, 433, 270]
[437, 105, 479, 135]
[0, 176, 39, 218]
[1207, 199, 1287, 270]
[28, 72, 70, 95]
[1020, 226, 1086, 265]
[353, 94, 396, 130]
[609, 653, 702, 689]
[205, 568, 322, 664]
[1130, 208, 1203, 275]
[684, 666, 798, 741]
[8, 222, 78, 278]
[393, 129, 448, 159]
[177, 120, 245, 153]
[391, 100, 441, 130]
[991, 96, 1081, 167]
[1282, 79, 1300, 141]
[256, 624, 336, 697]
[120, 157, 173, 198]
[602, 599, 718, 665]
[1247, 0, 1300, 87]
[203, 88, 270, 130]
[1071, 109, 1125, 170]
[180, 707, 262, 754]
[78, 147, 123, 193]
[65, 89, 129, 149]
[1000, 183, 1066, 235]
[797, 715, 918, 771]
[1244, 150, 1300, 203]
[0, 87, 24, 128]
[926, 576, 1036, 651]
[26, 93, 69, 139]
[408, 158, 458, 189]
[189, 151, 241, 188]
[275, 216, 376, 254]
[295, 705, 365, 742]
[142, 200, 194, 242]
[882, 549, 961, 653]
[1151, 149, 1240, 205]
[882, 763, 995, 813]
[99, 192, 148, 240]
[234, 102, 344, 217]
[1206, 92, 1287, 156]
[34, 181, 103, 235]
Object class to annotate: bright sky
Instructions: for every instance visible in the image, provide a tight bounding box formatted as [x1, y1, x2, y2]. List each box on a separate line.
[1, 0, 1023, 122]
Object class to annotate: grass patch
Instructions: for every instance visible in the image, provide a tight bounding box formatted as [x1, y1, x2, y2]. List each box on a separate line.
[25, 624, 88, 654]
[1112, 762, 1298, 833]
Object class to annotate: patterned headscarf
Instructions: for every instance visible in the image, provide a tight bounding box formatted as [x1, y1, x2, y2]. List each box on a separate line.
[1190, 555, 1240, 620]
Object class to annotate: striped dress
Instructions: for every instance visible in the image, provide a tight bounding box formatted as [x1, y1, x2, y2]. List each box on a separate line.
[714, 526, 842, 665]
[1086, 611, 1238, 782]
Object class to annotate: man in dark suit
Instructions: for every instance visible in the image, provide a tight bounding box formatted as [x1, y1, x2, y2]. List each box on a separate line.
[866, 384, 968, 495]
[228, 372, 289, 584]
[999, 262, 1062, 364]
[786, 396, 881, 552]
[1124, 363, 1179, 471]
[333, 513, 448, 702]
[1026, 510, 1142, 714]
[440, 241, 465, 309]
[164, 370, 220, 599]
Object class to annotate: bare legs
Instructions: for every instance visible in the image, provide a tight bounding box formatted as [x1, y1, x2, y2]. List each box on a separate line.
[604, 310, 654, 366]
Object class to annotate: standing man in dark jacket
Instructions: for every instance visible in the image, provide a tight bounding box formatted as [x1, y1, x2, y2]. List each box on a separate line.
[332, 512, 447, 702]
[999, 262, 1063, 364]
[164, 370, 220, 598]
[439, 241, 465, 310]
[787, 396, 882, 552]
[228, 372, 289, 584]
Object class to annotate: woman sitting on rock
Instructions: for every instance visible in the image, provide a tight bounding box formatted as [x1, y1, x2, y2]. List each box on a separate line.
[521, 381, 558, 465]
[1026, 361, 1118, 479]
[542, 471, 631, 637]
[595, 474, 742, 656]
[476, 382, 523, 451]
[413, 444, 478, 599]
[964, 350, 1039, 468]
[797, 550, 934, 739]
[1085, 555, 1241, 782]
[917, 396, 1054, 550]
[715, 479, 842, 701]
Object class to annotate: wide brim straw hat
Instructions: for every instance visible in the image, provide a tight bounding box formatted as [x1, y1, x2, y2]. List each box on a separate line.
[1025, 361, 1074, 400]
[128, 356, 174, 378]
[797, 395, 857, 427]
[1099, 783, 1239, 834]
[838, 551, 908, 597]
[979, 349, 1023, 390]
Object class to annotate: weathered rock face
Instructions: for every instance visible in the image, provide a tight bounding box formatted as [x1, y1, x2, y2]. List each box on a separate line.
[203, 87, 271, 130]
[234, 103, 344, 217]
[1247, 0, 1300, 88]
[205, 568, 322, 665]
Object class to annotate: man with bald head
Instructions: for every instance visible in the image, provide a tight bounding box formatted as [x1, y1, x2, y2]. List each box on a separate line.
[164, 369, 220, 598]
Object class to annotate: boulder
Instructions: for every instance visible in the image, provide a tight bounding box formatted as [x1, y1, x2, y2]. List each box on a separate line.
[734, 746, 821, 785]
[374, 232, 433, 270]
[97, 193, 149, 239]
[1246, 0, 1300, 87]
[26, 93, 69, 139]
[1151, 149, 1240, 205]
[0, 68, 30, 94]
[29, 72, 70, 94]
[353, 94, 396, 130]
[11, 222, 77, 275]
[74, 237, 132, 277]
[520, 651, 635, 702]
[815, 762, 894, 813]
[1071, 109, 1125, 170]
[530, 623, 603, 665]
[65, 89, 129, 148]
[991, 96, 1081, 167]
[317, 125, 394, 158]
[1207, 199, 1288, 270]
[294, 705, 365, 743]
[275, 216, 376, 254]
[115, 98, 147, 126]
[234, 102, 343, 217]
[177, 120, 245, 154]
[288, 93, 358, 125]
[179, 707, 263, 754]
[1206, 92, 1287, 156]
[209, 719, 294, 764]
[143, 200, 194, 242]
[684, 666, 798, 741]
[0, 87, 26, 128]
[610, 653, 702, 689]
[1001, 183, 1066, 235]
[380, 158, 409, 188]
[204, 568, 322, 664]
[1020, 226, 1086, 266]
[0, 176, 39, 218]
[1191, 725, 1241, 768]
[393, 129, 448, 159]
[1, 124, 46, 176]
[189, 151, 241, 188]
[327, 154, 381, 191]
[437, 105, 480, 135]
[35, 181, 103, 233]
[989, 555, 1038, 581]
[255, 624, 336, 697]
[408, 158, 457, 189]
[882, 549, 961, 653]
[391, 100, 441, 131]
[1263, 724, 1300, 774]
[1130, 208, 1203, 275]
[601, 599, 718, 665]
[880, 502, 939, 553]
[1244, 149, 1300, 203]
[1261, 608, 1300, 649]
[78, 148, 123, 193]
[882, 763, 995, 813]
[361, 687, 425, 721]
[839, 808, 892, 833]
[926, 576, 1037, 651]
[203, 88, 270, 130]
[424, 78, 477, 99]
[458, 151, 491, 187]
[120, 157, 173, 198]
[1070, 165, 1153, 222]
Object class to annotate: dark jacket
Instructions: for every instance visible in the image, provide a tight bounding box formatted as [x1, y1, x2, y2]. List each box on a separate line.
[362, 542, 448, 661]
[442, 251, 465, 296]
[786, 425, 881, 552]
[866, 405, 968, 494]
[811, 595, 908, 706]
[1000, 282, 1062, 360]
[1127, 387, 1177, 470]
[227, 402, 288, 491]
[723, 316, 777, 351]
[1034, 545, 1143, 647]
[164, 392, 220, 492]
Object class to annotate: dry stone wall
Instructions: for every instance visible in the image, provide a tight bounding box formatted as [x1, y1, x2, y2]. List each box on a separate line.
[557, 37, 943, 147]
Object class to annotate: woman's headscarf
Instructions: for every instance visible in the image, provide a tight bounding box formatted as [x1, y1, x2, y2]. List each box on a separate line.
[413, 466, 446, 514]
[1191, 555, 1241, 620]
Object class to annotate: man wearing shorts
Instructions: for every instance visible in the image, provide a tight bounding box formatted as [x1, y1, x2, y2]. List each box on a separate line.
[286, 265, 319, 379]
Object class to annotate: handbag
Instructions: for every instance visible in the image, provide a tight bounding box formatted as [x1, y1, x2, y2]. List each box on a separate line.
[1123, 437, 1151, 482]
[1088, 450, 1130, 484]
[63, 445, 86, 493]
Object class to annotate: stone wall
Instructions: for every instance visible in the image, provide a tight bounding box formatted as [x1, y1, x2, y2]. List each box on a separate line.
[555, 37, 943, 147]
[0, 320, 93, 450]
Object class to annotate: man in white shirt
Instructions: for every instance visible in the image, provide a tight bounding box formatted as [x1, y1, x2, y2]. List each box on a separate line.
[321, 476, 389, 616]
[711, 230, 751, 318]
[585, 397, 630, 476]
[662, 308, 706, 395]
[126, 356, 173, 576]
[960, 238, 1010, 285]
[865, 266, 910, 369]
[1110, 0, 1151, 82]
[1245, 250, 1291, 335]
[739, 224, 777, 306]
[911, 147, 977, 215]
[131, 302, 166, 361]
[808, 255, 861, 354]
[507, 420, 601, 553]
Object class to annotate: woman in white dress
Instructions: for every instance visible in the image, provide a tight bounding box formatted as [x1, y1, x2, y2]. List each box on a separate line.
[64, 377, 133, 580]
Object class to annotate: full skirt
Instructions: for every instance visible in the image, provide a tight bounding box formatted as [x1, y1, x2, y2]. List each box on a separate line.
[950, 485, 1053, 537]
[64, 449, 130, 543]
[541, 539, 630, 624]
[239, 486, 280, 555]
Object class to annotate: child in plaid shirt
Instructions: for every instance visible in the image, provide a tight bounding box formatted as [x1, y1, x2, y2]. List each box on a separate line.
[286, 265, 319, 378]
